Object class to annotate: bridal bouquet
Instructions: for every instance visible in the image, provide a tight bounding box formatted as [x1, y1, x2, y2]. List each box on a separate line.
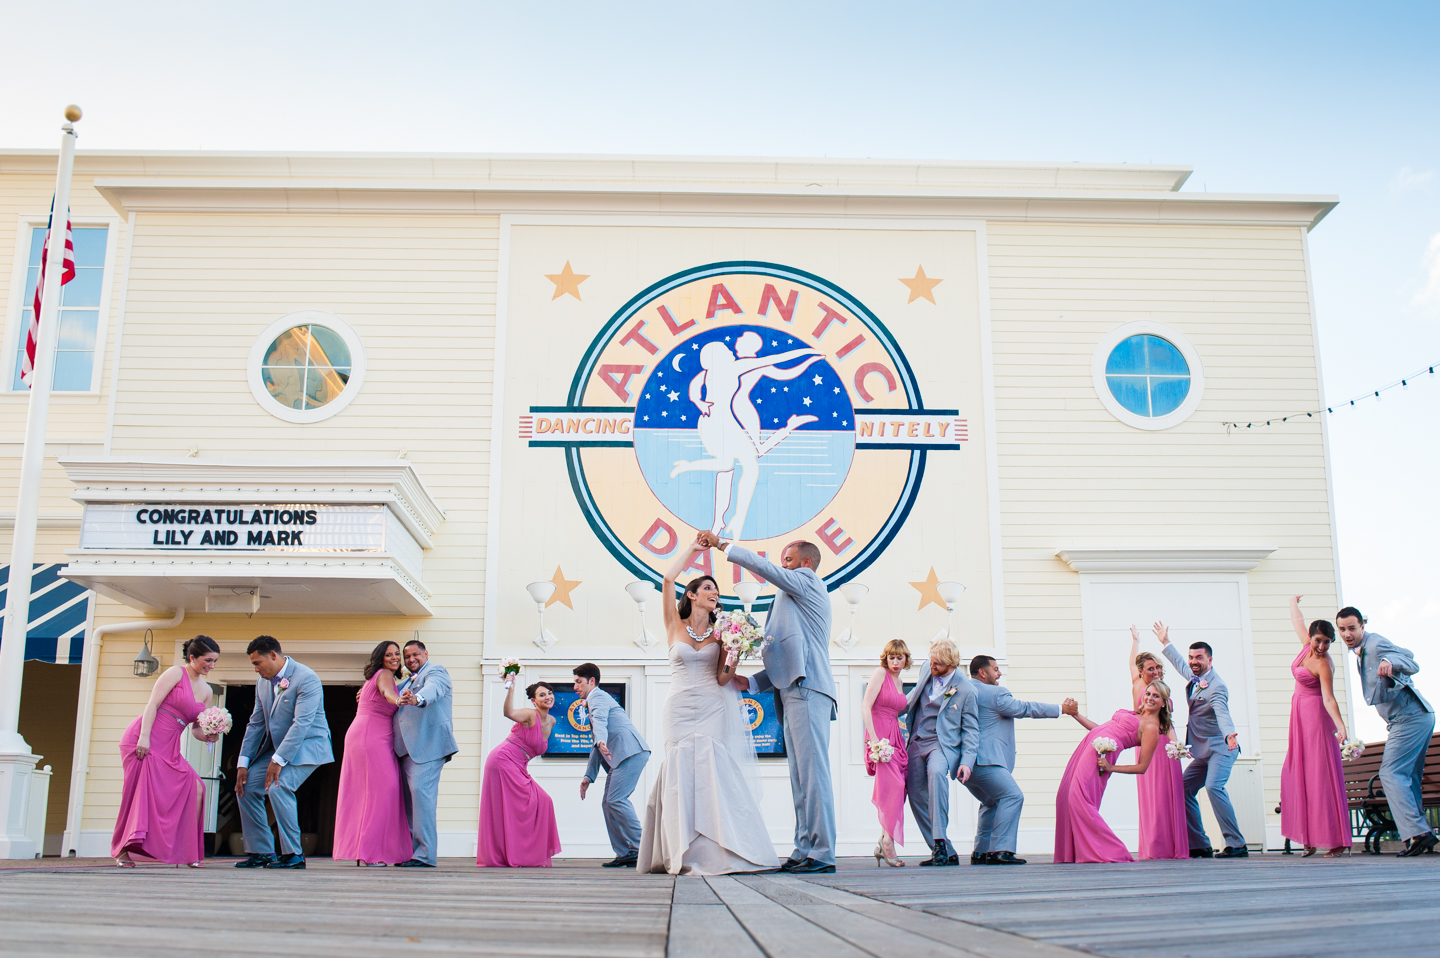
[1340, 738, 1365, 761]
[1093, 737, 1119, 757]
[1165, 741, 1192, 760]
[500, 658, 522, 690]
[196, 706, 232, 753]
[716, 610, 767, 666]
[867, 737, 895, 764]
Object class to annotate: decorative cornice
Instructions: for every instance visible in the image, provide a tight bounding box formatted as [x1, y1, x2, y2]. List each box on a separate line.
[1054, 547, 1278, 573]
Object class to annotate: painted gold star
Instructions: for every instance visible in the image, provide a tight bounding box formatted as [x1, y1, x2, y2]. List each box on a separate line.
[899, 266, 942, 304]
[546, 566, 582, 609]
[909, 567, 946, 612]
[545, 261, 589, 301]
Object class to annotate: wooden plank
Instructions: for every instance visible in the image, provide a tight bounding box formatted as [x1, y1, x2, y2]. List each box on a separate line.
[704, 876, 871, 958]
[667, 904, 763, 958]
[672, 877, 721, 904]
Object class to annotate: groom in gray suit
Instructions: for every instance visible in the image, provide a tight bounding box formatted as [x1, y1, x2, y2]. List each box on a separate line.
[393, 639, 457, 868]
[234, 636, 333, 869]
[575, 663, 650, 867]
[966, 655, 1076, 865]
[704, 532, 836, 875]
[1160, 635, 1247, 858]
[904, 638, 979, 866]
[1337, 606, 1437, 856]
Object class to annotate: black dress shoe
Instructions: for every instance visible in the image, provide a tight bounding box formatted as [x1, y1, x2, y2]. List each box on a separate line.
[602, 854, 639, 868]
[395, 859, 436, 867]
[1400, 832, 1438, 857]
[990, 851, 1027, 865]
[234, 853, 275, 868]
[1189, 847, 1214, 859]
[265, 853, 306, 869]
[1215, 846, 1249, 859]
[970, 850, 984, 865]
[778, 857, 803, 872]
[920, 839, 956, 866]
[787, 857, 836, 874]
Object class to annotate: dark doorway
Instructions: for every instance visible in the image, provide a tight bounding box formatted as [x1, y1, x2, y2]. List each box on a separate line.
[213, 683, 359, 857]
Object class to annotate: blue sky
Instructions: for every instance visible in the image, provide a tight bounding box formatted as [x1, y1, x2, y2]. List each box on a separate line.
[3, 1, 1436, 735]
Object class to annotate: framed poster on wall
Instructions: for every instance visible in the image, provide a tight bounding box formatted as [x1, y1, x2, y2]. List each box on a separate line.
[546, 682, 627, 756]
[743, 690, 785, 757]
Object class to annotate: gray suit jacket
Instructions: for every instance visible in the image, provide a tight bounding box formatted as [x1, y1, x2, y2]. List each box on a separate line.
[903, 665, 980, 777]
[727, 545, 836, 713]
[394, 662, 458, 764]
[1161, 643, 1237, 759]
[239, 657, 334, 768]
[582, 688, 650, 781]
[1356, 631, 1433, 720]
[971, 680, 1060, 770]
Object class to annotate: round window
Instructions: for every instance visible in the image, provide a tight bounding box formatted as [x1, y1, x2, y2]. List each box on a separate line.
[247, 311, 365, 423]
[1090, 321, 1204, 430]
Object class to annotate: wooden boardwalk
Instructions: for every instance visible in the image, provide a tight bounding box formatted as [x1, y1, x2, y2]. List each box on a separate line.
[2, 854, 1437, 957]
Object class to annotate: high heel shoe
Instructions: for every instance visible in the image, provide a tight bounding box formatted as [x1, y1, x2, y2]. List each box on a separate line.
[877, 835, 905, 867]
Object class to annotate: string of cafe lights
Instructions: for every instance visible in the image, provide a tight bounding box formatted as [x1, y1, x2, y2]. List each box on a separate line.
[1222, 361, 1439, 432]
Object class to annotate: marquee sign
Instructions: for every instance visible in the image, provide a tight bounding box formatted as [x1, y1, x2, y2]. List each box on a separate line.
[78, 503, 388, 551]
[523, 262, 964, 606]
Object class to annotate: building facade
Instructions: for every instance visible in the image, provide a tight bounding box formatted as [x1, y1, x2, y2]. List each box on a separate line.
[0, 151, 1341, 858]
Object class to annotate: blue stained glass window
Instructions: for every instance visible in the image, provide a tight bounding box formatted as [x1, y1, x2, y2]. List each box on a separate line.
[1104, 334, 1190, 418]
[12, 225, 109, 390]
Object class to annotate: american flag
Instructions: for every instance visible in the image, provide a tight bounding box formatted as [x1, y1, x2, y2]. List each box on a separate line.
[21, 202, 76, 388]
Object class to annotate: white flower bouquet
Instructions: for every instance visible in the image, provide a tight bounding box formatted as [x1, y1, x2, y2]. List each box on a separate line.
[716, 610, 767, 666]
[867, 737, 895, 764]
[1165, 741, 1192, 760]
[196, 706, 232, 753]
[1093, 737, 1119, 756]
[1340, 738, 1365, 761]
[500, 657, 522, 689]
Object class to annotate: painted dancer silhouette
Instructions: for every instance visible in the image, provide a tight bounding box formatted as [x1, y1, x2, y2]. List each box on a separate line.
[671, 332, 823, 538]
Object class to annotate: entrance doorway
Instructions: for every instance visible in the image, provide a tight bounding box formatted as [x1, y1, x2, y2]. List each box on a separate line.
[213, 683, 359, 857]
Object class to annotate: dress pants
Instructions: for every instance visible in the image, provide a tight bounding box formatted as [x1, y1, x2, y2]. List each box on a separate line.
[601, 752, 647, 856]
[906, 745, 951, 849]
[779, 685, 836, 865]
[966, 764, 1024, 854]
[1182, 744, 1245, 849]
[400, 755, 446, 865]
[238, 759, 319, 856]
[1378, 694, 1436, 840]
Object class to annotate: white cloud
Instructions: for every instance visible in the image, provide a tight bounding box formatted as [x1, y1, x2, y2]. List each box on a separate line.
[1416, 232, 1440, 309]
[1395, 166, 1434, 193]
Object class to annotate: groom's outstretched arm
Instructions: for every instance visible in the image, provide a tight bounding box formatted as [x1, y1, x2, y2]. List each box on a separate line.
[724, 545, 817, 600]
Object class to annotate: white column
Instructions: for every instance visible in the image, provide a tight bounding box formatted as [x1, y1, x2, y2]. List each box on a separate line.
[0, 108, 80, 859]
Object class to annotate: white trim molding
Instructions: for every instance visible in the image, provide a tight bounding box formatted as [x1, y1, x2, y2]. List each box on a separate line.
[246, 311, 367, 424]
[1091, 320, 1206, 431]
[1055, 547, 1277, 574]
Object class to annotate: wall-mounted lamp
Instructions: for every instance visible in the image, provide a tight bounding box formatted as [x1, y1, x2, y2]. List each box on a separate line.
[833, 582, 868, 650]
[934, 580, 966, 641]
[625, 580, 660, 650]
[525, 580, 558, 653]
[132, 628, 160, 677]
[733, 581, 764, 615]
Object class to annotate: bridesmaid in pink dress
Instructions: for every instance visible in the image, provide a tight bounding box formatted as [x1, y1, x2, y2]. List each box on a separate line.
[1055, 684, 1170, 863]
[112, 635, 221, 867]
[862, 639, 911, 866]
[478, 680, 562, 867]
[1283, 596, 1352, 857]
[1130, 624, 1188, 860]
[333, 641, 413, 865]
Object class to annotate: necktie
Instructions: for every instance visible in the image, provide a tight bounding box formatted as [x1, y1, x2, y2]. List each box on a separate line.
[1187, 679, 1197, 699]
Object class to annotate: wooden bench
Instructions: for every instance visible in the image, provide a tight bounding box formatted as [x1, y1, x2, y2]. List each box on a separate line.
[1345, 732, 1440, 853]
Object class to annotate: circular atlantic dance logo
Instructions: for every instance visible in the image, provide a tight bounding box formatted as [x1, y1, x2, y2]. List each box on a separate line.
[525, 261, 960, 609]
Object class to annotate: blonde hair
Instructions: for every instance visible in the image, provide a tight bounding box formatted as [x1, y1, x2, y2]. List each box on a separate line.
[1142, 679, 1174, 737]
[1135, 652, 1162, 676]
[928, 638, 960, 671]
[881, 639, 912, 670]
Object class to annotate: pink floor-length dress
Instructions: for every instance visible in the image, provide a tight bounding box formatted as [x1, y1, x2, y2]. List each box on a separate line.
[864, 675, 910, 846]
[1135, 696, 1187, 860]
[1281, 649, 1352, 849]
[477, 718, 562, 867]
[1054, 709, 1140, 863]
[333, 672, 413, 864]
[111, 678, 206, 863]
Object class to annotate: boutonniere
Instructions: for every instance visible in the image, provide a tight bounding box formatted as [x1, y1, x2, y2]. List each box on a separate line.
[943, 685, 958, 699]
[277, 677, 290, 692]
[1197, 679, 1208, 690]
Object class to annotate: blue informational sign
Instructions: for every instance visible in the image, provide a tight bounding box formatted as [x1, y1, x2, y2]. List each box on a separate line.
[897, 682, 916, 738]
[546, 683, 627, 756]
[742, 690, 785, 757]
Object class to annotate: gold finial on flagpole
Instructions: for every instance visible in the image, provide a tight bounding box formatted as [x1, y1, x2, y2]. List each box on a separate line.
[64, 105, 82, 122]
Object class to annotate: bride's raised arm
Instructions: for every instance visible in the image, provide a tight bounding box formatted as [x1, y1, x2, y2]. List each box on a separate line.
[662, 534, 706, 638]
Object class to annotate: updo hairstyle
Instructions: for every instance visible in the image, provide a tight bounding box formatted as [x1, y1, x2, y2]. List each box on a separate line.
[183, 635, 221, 661]
[526, 680, 555, 702]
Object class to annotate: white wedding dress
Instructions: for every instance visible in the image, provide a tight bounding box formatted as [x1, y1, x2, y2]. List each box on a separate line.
[638, 641, 779, 875]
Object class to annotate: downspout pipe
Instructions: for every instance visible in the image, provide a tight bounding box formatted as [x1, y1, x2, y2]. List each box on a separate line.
[61, 608, 184, 857]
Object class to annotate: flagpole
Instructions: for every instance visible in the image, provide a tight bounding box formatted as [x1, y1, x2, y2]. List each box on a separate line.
[0, 106, 81, 859]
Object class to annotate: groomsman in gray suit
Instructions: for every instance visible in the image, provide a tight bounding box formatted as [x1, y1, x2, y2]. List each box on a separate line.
[393, 639, 457, 867]
[965, 655, 1077, 865]
[575, 662, 650, 867]
[903, 638, 979, 867]
[704, 532, 837, 875]
[234, 636, 333, 869]
[1336, 606, 1437, 856]
[1160, 634, 1247, 858]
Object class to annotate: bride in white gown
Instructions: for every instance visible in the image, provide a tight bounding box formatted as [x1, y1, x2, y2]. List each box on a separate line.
[637, 534, 779, 875]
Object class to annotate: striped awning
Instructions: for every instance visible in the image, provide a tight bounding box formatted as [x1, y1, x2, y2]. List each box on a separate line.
[0, 563, 92, 664]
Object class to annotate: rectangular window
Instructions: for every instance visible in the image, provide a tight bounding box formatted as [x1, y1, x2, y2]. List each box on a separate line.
[12, 224, 110, 391]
